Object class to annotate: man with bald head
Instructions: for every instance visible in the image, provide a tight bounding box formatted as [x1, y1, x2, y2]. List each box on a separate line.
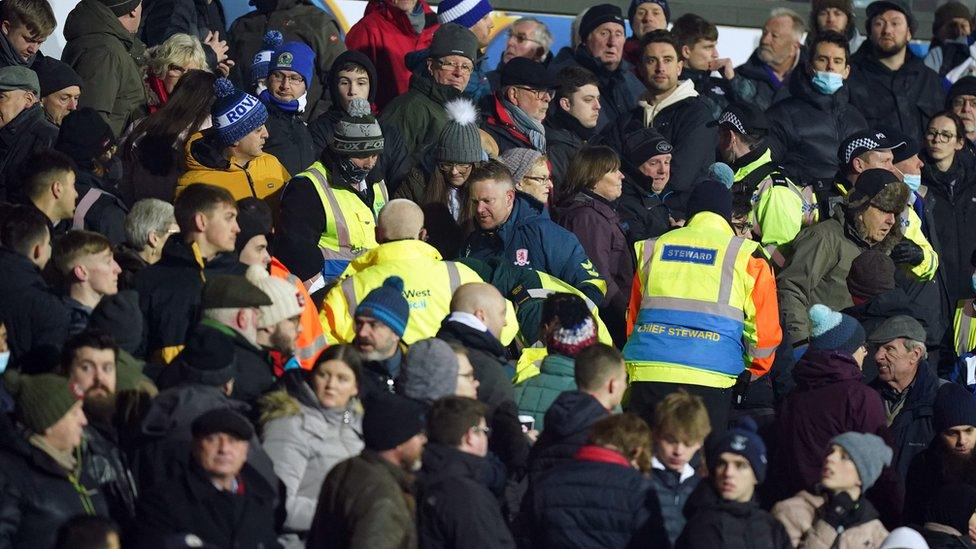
[321, 200, 495, 345]
[438, 282, 533, 471]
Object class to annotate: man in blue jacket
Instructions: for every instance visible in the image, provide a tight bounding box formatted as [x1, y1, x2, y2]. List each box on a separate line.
[461, 160, 606, 307]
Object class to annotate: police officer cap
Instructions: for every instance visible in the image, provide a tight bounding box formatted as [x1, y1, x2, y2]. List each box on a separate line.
[708, 102, 769, 138]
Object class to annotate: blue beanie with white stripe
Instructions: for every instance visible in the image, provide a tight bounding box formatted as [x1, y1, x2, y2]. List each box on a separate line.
[251, 30, 283, 86]
[211, 78, 268, 147]
[809, 304, 866, 355]
[437, 0, 493, 29]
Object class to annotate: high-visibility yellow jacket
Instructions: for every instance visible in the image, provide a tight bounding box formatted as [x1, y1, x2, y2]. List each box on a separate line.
[624, 212, 782, 388]
[954, 298, 976, 357]
[320, 239, 519, 345]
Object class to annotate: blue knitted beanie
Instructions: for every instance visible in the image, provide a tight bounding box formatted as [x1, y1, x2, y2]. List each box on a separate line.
[706, 416, 768, 483]
[437, 0, 493, 29]
[269, 41, 316, 86]
[356, 276, 409, 338]
[211, 78, 268, 147]
[809, 304, 866, 355]
[251, 30, 283, 86]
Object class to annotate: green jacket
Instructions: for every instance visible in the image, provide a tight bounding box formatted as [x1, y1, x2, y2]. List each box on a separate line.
[513, 353, 577, 432]
[777, 206, 903, 344]
[379, 69, 462, 169]
[61, 0, 147, 136]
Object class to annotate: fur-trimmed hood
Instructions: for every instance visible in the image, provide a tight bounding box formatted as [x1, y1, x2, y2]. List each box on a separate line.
[258, 369, 363, 427]
[836, 202, 904, 255]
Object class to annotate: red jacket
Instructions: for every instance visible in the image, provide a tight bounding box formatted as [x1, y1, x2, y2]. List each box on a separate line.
[345, 0, 439, 109]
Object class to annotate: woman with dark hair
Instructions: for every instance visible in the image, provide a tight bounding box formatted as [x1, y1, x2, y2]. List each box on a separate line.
[922, 110, 976, 347]
[394, 97, 486, 259]
[553, 146, 634, 346]
[119, 70, 217, 206]
[259, 344, 364, 548]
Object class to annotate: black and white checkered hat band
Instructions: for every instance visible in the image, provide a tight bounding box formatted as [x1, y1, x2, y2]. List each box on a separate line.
[719, 111, 747, 135]
[843, 137, 881, 164]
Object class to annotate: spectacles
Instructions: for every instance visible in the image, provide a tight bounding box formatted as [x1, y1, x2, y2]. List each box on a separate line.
[731, 221, 754, 233]
[471, 424, 491, 435]
[435, 59, 474, 74]
[925, 130, 957, 143]
[515, 86, 554, 100]
[522, 175, 551, 184]
[438, 162, 473, 173]
[508, 31, 541, 46]
[952, 97, 976, 109]
[269, 72, 304, 85]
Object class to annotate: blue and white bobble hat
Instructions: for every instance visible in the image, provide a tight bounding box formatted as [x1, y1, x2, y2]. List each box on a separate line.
[808, 304, 866, 355]
[437, 0, 493, 28]
[251, 30, 283, 86]
[211, 78, 268, 147]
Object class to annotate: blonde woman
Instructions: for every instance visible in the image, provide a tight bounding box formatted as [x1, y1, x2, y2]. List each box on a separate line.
[144, 33, 209, 112]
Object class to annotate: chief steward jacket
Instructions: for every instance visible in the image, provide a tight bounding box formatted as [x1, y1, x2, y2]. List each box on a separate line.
[624, 212, 782, 388]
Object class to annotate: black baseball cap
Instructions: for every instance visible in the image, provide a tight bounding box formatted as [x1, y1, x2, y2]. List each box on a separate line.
[838, 128, 907, 166]
[708, 102, 769, 138]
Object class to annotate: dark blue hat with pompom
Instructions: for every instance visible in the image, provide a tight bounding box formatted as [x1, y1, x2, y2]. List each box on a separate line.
[211, 77, 268, 147]
[251, 30, 283, 85]
[355, 276, 409, 338]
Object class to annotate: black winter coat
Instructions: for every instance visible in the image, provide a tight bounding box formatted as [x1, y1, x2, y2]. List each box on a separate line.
[0, 427, 111, 549]
[308, 110, 411, 194]
[871, 362, 943, 480]
[681, 67, 737, 120]
[543, 107, 593, 190]
[766, 72, 868, 185]
[436, 319, 529, 473]
[547, 46, 645, 133]
[135, 461, 280, 549]
[0, 104, 57, 202]
[598, 96, 717, 195]
[676, 482, 792, 549]
[651, 465, 701, 545]
[848, 43, 944, 142]
[734, 49, 801, 111]
[0, 248, 70, 372]
[923, 151, 976, 310]
[262, 100, 316, 176]
[133, 238, 246, 359]
[520, 445, 670, 549]
[73, 169, 129, 246]
[84, 423, 139, 527]
[417, 443, 515, 549]
[617, 172, 687, 243]
[527, 390, 610, 481]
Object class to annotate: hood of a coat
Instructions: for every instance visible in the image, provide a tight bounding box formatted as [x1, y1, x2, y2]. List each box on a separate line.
[141, 384, 248, 436]
[793, 349, 865, 389]
[328, 50, 378, 107]
[63, 0, 135, 48]
[184, 130, 238, 173]
[542, 390, 609, 440]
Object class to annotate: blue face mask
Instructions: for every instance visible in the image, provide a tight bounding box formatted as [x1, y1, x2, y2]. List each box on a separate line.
[903, 173, 922, 192]
[0, 351, 8, 375]
[811, 71, 843, 95]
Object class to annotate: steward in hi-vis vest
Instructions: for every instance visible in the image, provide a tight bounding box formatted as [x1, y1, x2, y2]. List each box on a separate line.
[274, 97, 387, 301]
[624, 180, 782, 431]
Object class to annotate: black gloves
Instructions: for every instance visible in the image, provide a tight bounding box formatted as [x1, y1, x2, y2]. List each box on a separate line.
[821, 491, 859, 530]
[890, 240, 924, 266]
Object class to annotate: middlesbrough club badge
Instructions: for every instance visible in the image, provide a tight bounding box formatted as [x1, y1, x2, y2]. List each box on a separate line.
[515, 249, 529, 266]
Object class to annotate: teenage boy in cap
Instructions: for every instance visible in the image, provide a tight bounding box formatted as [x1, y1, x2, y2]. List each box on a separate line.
[677, 417, 791, 548]
[847, 0, 944, 141]
[548, 4, 645, 132]
[734, 8, 805, 111]
[33, 56, 82, 126]
[481, 56, 553, 154]
[275, 96, 387, 296]
[352, 275, 410, 402]
[309, 391, 427, 548]
[617, 127, 679, 242]
[60, 0, 146, 136]
[177, 78, 289, 211]
[601, 29, 717, 196]
[714, 102, 815, 268]
[778, 169, 910, 348]
[623, 0, 669, 70]
[133, 183, 246, 364]
[381, 22, 478, 168]
[905, 382, 976, 525]
[0, 65, 57, 201]
[0, 373, 111, 549]
[136, 408, 279, 548]
[0, 0, 55, 69]
[773, 432, 892, 547]
[867, 314, 940, 479]
[437, 0, 494, 102]
[766, 30, 868, 186]
[345, 0, 440, 110]
[624, 179, 781, 433]
[257, 40, 317, 176]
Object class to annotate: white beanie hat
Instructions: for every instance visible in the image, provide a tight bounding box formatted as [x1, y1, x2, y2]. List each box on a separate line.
[245, 265, 304, 328]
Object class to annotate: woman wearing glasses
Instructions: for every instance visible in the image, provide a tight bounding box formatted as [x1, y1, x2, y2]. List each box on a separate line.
[922, 111, 976, 343]
[498, 148, 553, 205]
[394, 98, 485, 259]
